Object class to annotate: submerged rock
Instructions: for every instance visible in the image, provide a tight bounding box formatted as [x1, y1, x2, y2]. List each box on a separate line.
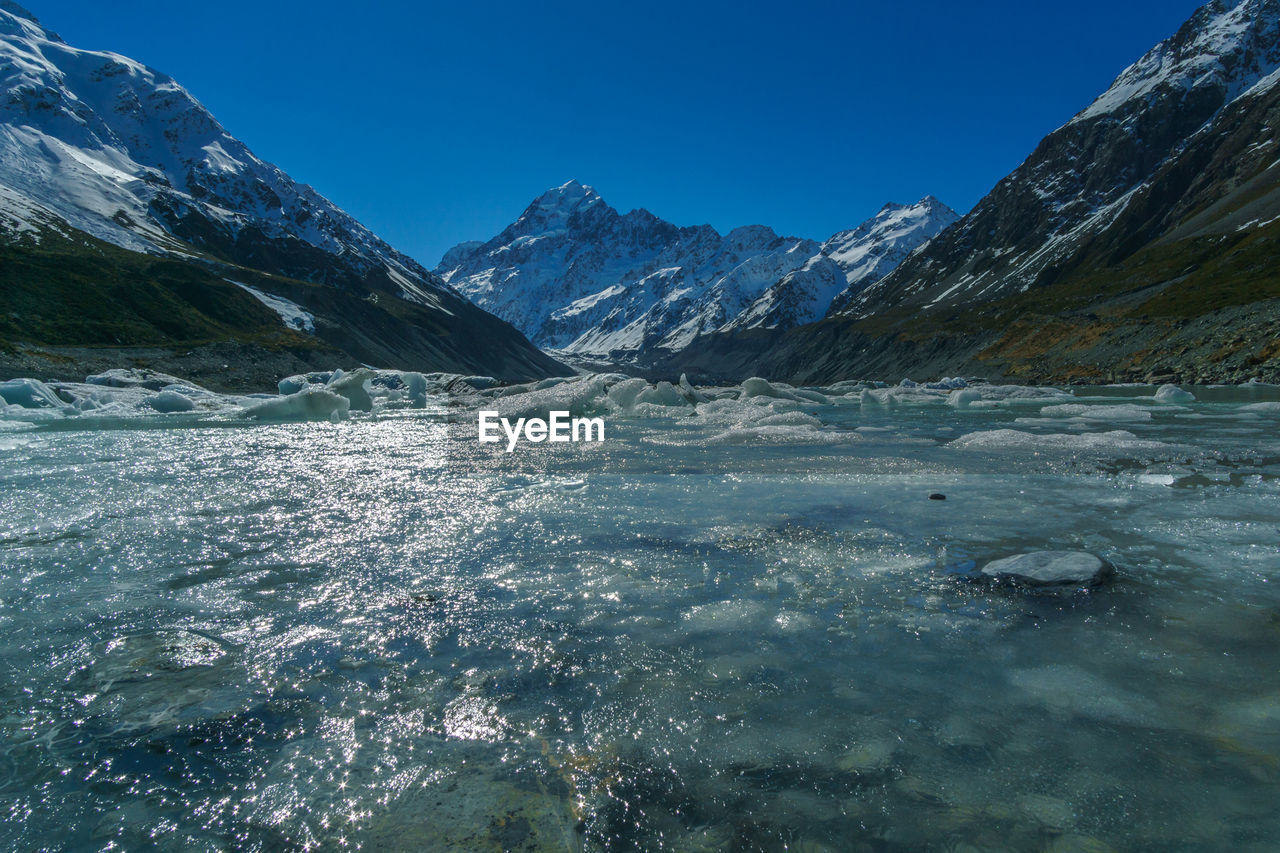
[979, 551, 1112, 590]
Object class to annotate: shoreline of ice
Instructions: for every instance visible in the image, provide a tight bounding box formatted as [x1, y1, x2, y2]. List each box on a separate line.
[1, 370, 1276, 459]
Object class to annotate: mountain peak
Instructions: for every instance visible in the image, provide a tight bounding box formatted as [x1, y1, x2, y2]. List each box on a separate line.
[533, 179, 600, 207]
[0, 1, 36, 22]
[0, 0, 56, 41]
[1074, 0, 1280, 124]
[724, 224, 779, 249]
[510, 180, 606, 231]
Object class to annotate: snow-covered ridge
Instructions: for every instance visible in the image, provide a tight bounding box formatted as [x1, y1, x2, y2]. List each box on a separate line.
[0, 3, 447, 303]
[436, 181, 957, 359]
[1074, 0, 1280, 124]
[824, 197, 958, 288]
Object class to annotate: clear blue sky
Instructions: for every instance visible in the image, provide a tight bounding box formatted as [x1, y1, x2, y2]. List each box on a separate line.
[29, 0, 1204, 266]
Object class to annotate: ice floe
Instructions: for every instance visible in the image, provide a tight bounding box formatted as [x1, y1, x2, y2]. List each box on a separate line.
[1154, 384, 1195, 403]
[1037, 403, 1154, 422]
[949, 429, 1175, 452]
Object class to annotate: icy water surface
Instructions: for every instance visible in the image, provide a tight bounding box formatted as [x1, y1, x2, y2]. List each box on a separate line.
[2, 379, 1280, 851]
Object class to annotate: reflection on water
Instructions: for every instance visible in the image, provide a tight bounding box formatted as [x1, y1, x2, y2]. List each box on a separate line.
[1, 387, 1279, 851]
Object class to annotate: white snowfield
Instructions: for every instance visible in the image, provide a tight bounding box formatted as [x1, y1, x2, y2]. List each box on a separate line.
[435, 181, 957, 358]
[230, 281, 316, 334]
[2, 370, 1272, 465]
[0, 4, 448, 305]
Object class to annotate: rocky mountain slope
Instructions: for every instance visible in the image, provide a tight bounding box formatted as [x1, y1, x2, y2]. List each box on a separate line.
[0, 2, 565, 384]
[435, 182, 955, 362]
[840, 0, 1280, 319]
[673, 0, 1280, 385]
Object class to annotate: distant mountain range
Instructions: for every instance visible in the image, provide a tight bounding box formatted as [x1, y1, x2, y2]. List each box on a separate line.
[672, 0, 1280, 384]
[0, 2, 564, 385]
[436, 183, 955, 362]
[2, 0, 1276, 388]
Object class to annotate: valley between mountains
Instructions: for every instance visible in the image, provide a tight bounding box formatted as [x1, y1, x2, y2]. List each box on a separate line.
[2, 0, 1278, 388]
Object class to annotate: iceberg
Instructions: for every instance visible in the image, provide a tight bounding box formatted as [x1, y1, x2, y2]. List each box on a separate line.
[240, 389, 350, 422]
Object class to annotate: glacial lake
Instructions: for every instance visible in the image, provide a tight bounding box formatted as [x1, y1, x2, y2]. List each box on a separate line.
[1, 375, 1278, 851]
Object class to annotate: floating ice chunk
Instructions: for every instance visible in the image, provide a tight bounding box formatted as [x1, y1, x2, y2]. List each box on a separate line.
[147, 390, 196, 413]
[1039, 403, 1153, 421]
[1241, 402, 1280, 413]
[681, 599, 770, 633]
[461, 375, 501, 390]
[754, 411, 823, 428]
[948, 388, 983, 408]
[326, 368, 374, 412]
[278, 376, 310, 395]
[1154, 384, 1195, 403]
[490, 375, 611, 420]
[926, 377, 970, 390]
[899, 378, 919, 388]
[862, 384, 947, 406]
[860, 387, 897, 407]
[950, 428, 1172, 451]
[790, 388, 830, 404]
[0, 433, 36, 451]
[241, 389, 350, 422]
[973, 385, 1071, 402]
[636, 381, 687, 408]
[403, 372, 429, 407]
[979, 550, 1112, 588]
[605, 378, 648, 410]
[825, 379, 876, 393]
[0, 378, 69, 410]
[740, 377, 791, 399]
[696, 397, 761, 421]
[678, 374, 709, 403]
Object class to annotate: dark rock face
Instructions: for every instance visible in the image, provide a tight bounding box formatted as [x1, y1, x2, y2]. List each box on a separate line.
[979, 551, 1114, 591]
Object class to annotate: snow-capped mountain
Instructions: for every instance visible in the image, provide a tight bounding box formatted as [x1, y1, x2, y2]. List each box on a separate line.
[0, 2, 564, 379]
[0, 3, 447, 301]
[840, 0, 1280, 318]
[681, 0, 1280, 386]
[436, 181, 955, 360]
[822, 197, 957, 312]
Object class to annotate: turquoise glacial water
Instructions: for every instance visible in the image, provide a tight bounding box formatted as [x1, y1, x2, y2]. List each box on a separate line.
[1, 382, 1279, 851]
